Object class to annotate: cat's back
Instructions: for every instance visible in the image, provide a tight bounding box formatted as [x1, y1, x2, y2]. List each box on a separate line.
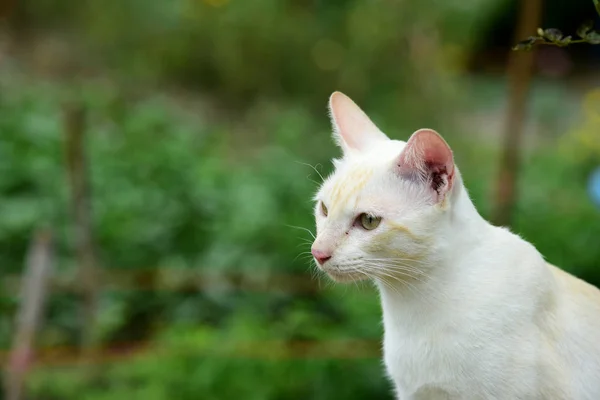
[549, 263, 600, 338]
[548, 263, 600, 399]
[549, 263, 600, 312]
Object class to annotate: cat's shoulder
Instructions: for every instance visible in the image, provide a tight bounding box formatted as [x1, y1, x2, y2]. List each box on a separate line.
[548, 263, 600, 305]
[482, 224, 546, 267]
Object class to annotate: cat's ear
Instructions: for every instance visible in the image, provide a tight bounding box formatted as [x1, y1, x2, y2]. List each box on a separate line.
[328, 91, 389, 154]
[397, 129, 455, 203]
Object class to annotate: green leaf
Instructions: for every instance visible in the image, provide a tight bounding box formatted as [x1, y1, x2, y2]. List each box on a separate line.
[577, 20, 594, 38]
[594, 0, 600, 17]
[559, 36, 572, 46]
[544, 28, 563, 42]
[512, 36, 538, 51]
[587, 30, 600, 44]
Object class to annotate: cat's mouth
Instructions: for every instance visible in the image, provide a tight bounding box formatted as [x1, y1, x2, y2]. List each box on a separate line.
[321, 266, 368, 283]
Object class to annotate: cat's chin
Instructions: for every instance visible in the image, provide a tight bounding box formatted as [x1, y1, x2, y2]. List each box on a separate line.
[324, 269, 368, 283]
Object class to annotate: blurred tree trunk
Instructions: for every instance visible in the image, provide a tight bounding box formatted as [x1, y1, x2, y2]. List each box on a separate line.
[492, 0, 543, 226]
[63, 103, 100, 353]
[2, 0, 30, 43]
[0, 0, 18, 24]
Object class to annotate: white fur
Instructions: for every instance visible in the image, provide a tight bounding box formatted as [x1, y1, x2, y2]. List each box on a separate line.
[311, 92, 600, 399]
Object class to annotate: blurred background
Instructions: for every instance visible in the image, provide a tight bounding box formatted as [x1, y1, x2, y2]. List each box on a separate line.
[0, 0, 599, 399]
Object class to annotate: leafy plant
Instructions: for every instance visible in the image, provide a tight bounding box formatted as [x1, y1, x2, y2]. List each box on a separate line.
[514, 0, 600, 50]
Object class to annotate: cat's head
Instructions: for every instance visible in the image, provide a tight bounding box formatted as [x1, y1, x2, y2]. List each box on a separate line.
[311, 91, 463, 283]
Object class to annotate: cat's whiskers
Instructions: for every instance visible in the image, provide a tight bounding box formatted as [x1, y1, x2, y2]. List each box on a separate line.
[361, 258, 437, 284]
[295, 238, 316, 266]
[373, 271, 406, 297]
[308, 259, 330, 291]
[376, 268, 443, 305]
[296, 238, 314, 247]
[293, 251, 314, 263]
[367, 267, 432, 288]
[353, 261, 445, 305]
[361, 263, 429, 287]
[362, 261, 427, 275]
[360, 261, 430, 280]
[364, 267, 435, 304]
[366, 256, 431, 267]
[348, 269, 366, 292]
[302, 249, 442, 302]
[305, 175, 321, 186]
[294, 161, 326, 183]
[285, 224, 316, 239]
[342, 259, 427, 280]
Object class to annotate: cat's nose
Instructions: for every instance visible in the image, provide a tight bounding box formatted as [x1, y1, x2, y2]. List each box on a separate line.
[311, 247, 332, 265]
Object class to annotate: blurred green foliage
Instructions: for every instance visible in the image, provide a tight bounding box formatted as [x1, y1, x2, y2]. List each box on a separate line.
[0, 0, 599, 399]
[13, 0, 498, 116]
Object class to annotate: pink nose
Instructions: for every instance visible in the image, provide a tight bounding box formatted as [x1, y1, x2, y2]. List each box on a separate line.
[311, 248, 332, 265]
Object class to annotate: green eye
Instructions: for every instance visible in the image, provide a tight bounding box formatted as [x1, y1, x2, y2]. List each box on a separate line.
[359, 213, 381, 230]
[321, 202, 328, 216]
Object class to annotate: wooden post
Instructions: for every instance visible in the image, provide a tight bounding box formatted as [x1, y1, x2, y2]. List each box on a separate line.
[4, 229, 54, 400]
[63, 102, 99, 352]
[492, 0, 543, 226]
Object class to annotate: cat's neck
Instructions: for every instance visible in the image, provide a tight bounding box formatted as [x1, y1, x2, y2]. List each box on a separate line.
[376, 181, 492, 315]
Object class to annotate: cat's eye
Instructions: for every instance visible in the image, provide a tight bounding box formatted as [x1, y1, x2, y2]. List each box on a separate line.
[320, 202, 328, 217]
[359, 213, 381, 230]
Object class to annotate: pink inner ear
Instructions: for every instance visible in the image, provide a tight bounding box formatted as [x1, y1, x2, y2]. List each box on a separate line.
[400, 129, 453, 172]
[398, 129, 455, 195]
[329, 91, 388, 152]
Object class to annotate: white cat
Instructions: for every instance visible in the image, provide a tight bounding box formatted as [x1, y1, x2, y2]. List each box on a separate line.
[311, 91, 600, 399]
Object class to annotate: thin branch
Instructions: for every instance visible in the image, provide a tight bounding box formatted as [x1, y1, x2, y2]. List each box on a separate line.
[4, 228, 54, 400]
